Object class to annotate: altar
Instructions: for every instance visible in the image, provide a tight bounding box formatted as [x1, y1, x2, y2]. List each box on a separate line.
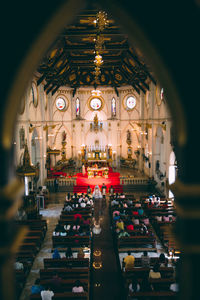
[87, 167, 109, 178]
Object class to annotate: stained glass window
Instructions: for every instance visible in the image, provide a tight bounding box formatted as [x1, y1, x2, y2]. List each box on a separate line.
[76, 98, 80, 117]
[111, 97, 116, 117]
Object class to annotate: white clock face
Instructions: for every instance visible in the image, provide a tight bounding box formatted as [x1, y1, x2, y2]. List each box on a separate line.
[126, 96, 136, 110]
[56, 97, 66, 111]
[90, 98, 102, 110]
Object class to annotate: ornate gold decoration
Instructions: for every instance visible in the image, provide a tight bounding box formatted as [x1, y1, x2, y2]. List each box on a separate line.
[61, 131, 67, 162]
[16, 140, 38, 176]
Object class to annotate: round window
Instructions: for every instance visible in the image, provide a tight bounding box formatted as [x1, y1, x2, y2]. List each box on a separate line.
[126, 96, 136, 110]
[56, 97, 66, 111]
[90, 98, 102, 110]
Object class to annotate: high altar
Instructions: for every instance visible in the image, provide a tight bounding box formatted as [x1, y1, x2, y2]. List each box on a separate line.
[81, 143, 112, 178]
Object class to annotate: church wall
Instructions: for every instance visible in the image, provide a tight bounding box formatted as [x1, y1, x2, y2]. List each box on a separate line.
[16, 76, 173, 193]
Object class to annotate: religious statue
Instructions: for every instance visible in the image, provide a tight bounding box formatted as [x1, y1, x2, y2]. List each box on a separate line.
[94, 114, 99, 133]
[19, 126, 25, 149]
[61, 130, 67, 161]
[62, 130, 67, 142]
[126, 129, 132, 145]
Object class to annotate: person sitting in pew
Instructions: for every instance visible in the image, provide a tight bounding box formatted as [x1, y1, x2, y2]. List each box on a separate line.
[74, 213, 82, 221]
[116, 218, 125, 231]
[64, 224, 71, 232]
[80, 200, 86, 208]
[132, 209, 139, 216]
[170, 274, 179, 292]
[113, 212, 121, 222]
[77, 248, 85, 259]
[65, 246, 73, 258]
[127, 198, 133, 206]
[128, 275, 140, 294]
[158, 253, 168, 267]
[64, 204, 73, 212]
[162, 199, 169, 208]
[124, 251, 135, 271]
[41, 286, 54, 300]
[72, 279, 84, 293]
[52, 248, 61, 259]
[111, 198, 119, 207]
[138, 207, 144, 216]
[31, 278, 44, 294]
[60, 227, 67, 236]
[139, 222, 148, 235]
[147, 199, 154, 208]
[65, 192, 71, 202]
[126, 219, 134, 231]
[52, 228, 60, 236]
[14, 261, 24, 270]
[149, 263, 161, 279]
[118, 229, 130, 239]
[141, 251, 150, 267]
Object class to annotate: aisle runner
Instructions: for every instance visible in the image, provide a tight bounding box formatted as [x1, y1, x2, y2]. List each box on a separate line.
[73, 168, 123, 193]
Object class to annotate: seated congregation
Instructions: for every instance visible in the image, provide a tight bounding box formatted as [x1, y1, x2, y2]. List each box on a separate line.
[110, 192, 179, 299]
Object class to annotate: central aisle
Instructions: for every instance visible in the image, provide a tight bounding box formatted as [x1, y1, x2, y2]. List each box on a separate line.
[92, 197, 125, 300]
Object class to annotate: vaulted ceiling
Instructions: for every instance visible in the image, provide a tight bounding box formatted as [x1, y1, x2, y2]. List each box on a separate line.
[37, 7, 156, 96]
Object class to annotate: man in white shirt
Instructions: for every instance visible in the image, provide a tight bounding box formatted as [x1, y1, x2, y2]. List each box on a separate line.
[41, 287, 54, 300]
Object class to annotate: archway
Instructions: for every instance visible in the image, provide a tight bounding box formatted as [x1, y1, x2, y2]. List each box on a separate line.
[1, 1, 198, 300]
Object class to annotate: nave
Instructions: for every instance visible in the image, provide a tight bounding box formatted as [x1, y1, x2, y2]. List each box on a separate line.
[15, 189, 179, 300]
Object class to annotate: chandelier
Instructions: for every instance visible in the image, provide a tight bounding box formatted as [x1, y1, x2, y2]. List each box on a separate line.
[93, 11, 109, 83]
[94, 53, 103, 66]
[96, 11, 109, 31]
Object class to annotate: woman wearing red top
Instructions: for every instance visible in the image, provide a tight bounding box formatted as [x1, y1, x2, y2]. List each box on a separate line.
[126, 224, 134, 231]
[132, 210, 139, 216]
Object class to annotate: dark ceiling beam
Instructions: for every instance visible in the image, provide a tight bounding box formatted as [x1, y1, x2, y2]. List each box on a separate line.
[62, 29, 126, 36]
[119, 67, 140, 94]
[52, 86, 60, 95]
[64, 44, 129, 51]
[37, 51, 66, 86]
[70, 63, 122, 68]
[123, 60, 149, 91]
[108, 69, 119, 97]
[46, 84, 56, 94]
[44, 81, 52, 91]
[69, 55, 123, 61]
[127, 50, 156, 85]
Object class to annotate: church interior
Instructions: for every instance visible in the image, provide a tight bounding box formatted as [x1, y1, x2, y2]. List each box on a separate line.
[1, 1, 200, 300]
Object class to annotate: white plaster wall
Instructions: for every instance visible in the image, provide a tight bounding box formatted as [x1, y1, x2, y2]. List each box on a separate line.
[16, 77, 173, 193]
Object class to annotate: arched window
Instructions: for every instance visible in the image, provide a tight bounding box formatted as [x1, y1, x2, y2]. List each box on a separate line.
[111, 97, 116, 117]
[168, 151, 176, 199]
[76, 98, 80, 117]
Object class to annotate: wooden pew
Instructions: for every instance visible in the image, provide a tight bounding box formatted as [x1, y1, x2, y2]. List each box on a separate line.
[118, 235, 156, 249]
[43, 258, 89, 269]
[30, 292, 88, 300]
[52, 236, 90, 248]
[129, 291, 177, 298]
[40, 268, 89, 280]
[39, 279, 89, 292]
[124, 267, 174, 279]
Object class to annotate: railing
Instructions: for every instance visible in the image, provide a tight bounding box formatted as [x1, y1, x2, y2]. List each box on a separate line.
[46, 178, 76, 188]
[120, 177, 150, 185]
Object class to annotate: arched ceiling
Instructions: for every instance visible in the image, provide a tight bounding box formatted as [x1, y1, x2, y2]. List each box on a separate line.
[37, 7, 156, 96]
